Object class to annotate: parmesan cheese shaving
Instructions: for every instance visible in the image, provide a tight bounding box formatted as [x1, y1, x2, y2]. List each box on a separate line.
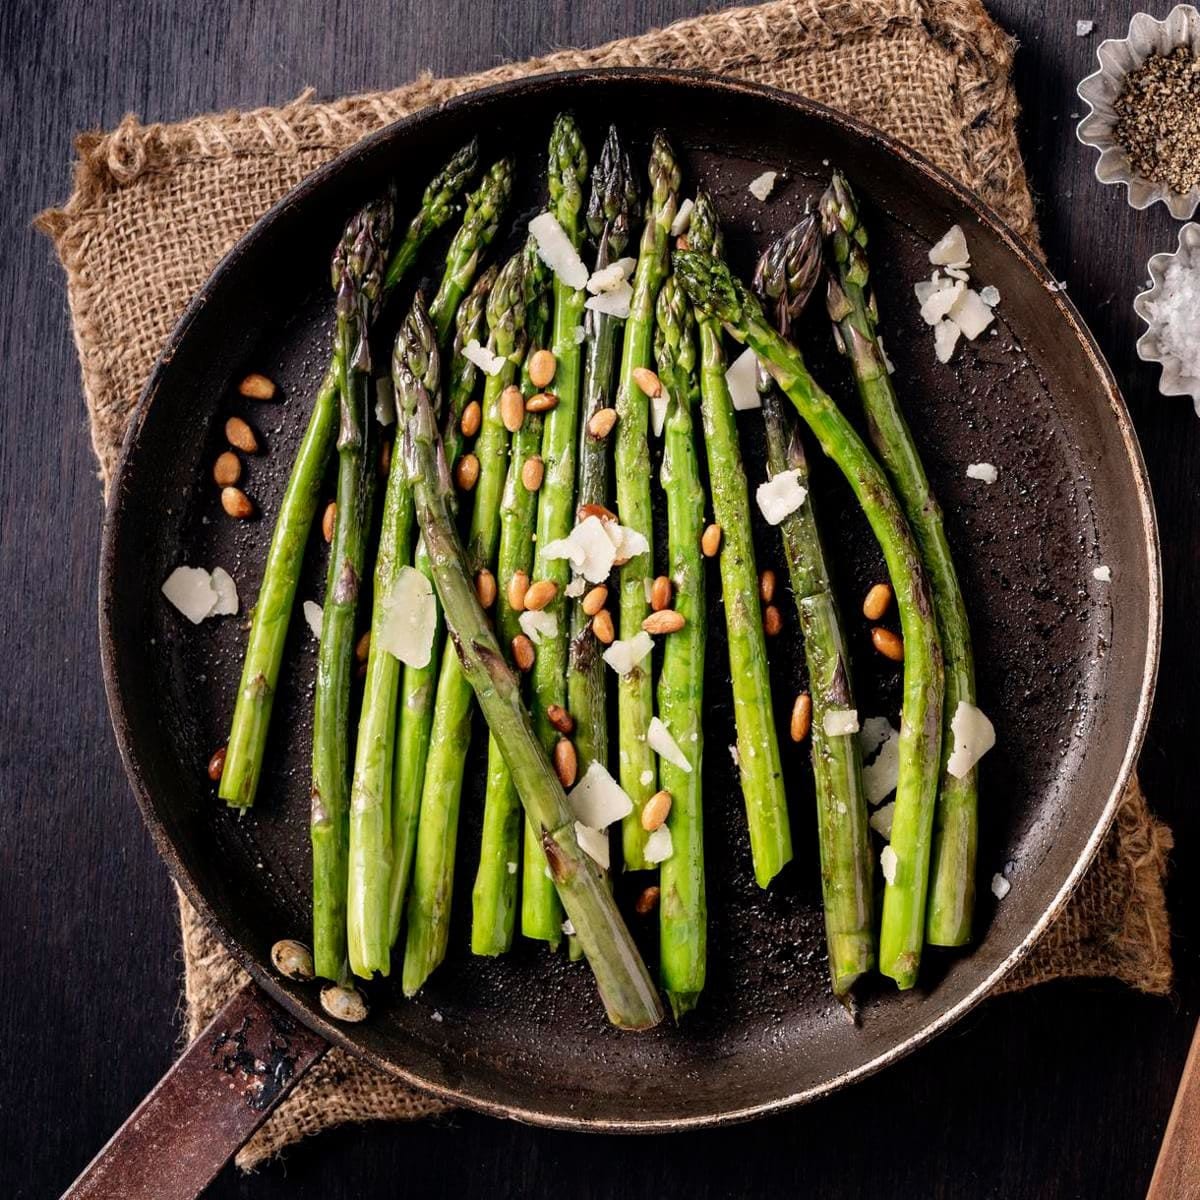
[565, 575, 586, 598]
[966, 462, 999, 484]
[528, 211, 589, 289]
[377, 565, 436, 667]
[880, 844, 899, 884]
[920, 279, 965, 325]
[602, 631, 654, 676]
[748, 170, 778, 201]
[584, 282, 632, 319]
[586, 258, 636, 294]
[209, 567, 239, 617]
[725, 346, 762, 411]
[946, 701, 996, 778]
[518, 608, 558, 645]
[859, 717, 901, 804]
[756, 469, 807, 525]
[374, 377, 396, 426]
[574, 822, 610, 870]
[568, 761, 634, 828]
[462, 338, 505, 377]
[650, 388, 670, 437]
[647, 717, 692, 773]
[823, 708, 860, 737]
[302, 600, 323, 641]
[1093, 565, 1112, 583]
[644, 823, 674, 863]
[991, 872, 1011, 899]
[670, 198, 694, 237]
[870, 802, 896, 838]
[161, 566, 219, 624]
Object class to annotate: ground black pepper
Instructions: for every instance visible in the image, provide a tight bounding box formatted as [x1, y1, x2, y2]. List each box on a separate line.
[1114, 46, 1200, 195]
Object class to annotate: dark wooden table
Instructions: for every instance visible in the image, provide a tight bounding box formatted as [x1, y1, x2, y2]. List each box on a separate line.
[2, 2, 1195, 1196]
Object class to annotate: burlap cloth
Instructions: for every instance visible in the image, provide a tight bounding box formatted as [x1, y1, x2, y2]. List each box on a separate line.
[38, 0, 1174, 1170]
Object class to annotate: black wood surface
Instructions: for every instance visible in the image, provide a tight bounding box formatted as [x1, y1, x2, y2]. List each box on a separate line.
[0, 2, 1194, 1197]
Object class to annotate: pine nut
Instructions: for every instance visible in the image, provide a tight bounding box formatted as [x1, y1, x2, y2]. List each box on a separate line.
[319, 984, 367, 1023]
[526, 391, 558, 414]
[643, 609, 685, 634]
[578, 502, 617, 524]
[633, 366, 662, 398]
[213, 451, 241, 487]
[508, 570, 529, 613]
[675, 235, 691, 252]
[456, 453, 480, 491]
[528, 349, 557, 389]
[475, 569, 497, 610]
[582, 585, 608, 616]
[512, 634, 536, 672]
[500, 385, 525, 433]
[763, 604, 783, 636]
[524, 580, 558, 611]
[759, 569, 777, 604]
[701, 523, 722, 557]
[641, 789, 673, 831]
[547, 704, 575, 734]
[871, 626, 904, 661]
[221, 486, 254, 519]
[238, 372, 276, 400]
[521, 455, 544, 491]
[650, 575, 672, 612]
[460, 399, 482, 437]
[321, 501, 336, 542]
[634, 885, 660, 915]
[225, 416, 258, 454]
[790, 692, 812, 743]
[863, 582, 893, 621]
[355, 632, 371, 662]
[553, 738, 578, 789]
[207, 746, 227, 781]
[591, 609, 615, 644]
[588, 407, 618, 439]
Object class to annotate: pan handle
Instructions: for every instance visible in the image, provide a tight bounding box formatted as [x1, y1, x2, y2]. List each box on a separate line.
[62, 981, 328, 1200]
[1147, 1018, 1200, 1200]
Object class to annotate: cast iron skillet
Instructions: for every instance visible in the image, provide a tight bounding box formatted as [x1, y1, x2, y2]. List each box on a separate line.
[99, 69, 1160, 1131]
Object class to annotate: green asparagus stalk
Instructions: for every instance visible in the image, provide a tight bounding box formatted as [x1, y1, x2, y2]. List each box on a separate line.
[820, 173, 979, 948]
[396, 294, 663, 1031]
[387, 267, 495, 948]
[521, 112, 589, 947]
[674, 249, 943, 990]
[653, 276, 707, 1019]
[686, 193, 792, 889]
[311, 198, 393, 981]
[472, 239, 553, 957]
[403, 252, 526, 995]
[614, 132, 681, 868]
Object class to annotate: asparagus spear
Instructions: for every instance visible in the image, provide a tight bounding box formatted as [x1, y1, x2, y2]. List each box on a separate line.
[403, 252, 526, 995]
[521, 113, 589, 947]
[388, 266, 495, 948]
[396, 295, 663, 1031]
[653, 276, 707, 1019]
[311, 198, 394, 981]
[820, 173, 979, 948]
[754, 220, 875, 995]
[686, 192, 792, 889]
[472, 238, 553, 957]
[614, 133, 681, 868]
[674, 250, 943, 990]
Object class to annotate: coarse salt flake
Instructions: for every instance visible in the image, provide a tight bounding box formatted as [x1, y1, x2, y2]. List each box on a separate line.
[568, 761, 634, 829]
[647, 717, 692, 773]
[748, 170, 778, 201]
[756, 469, 807, 525]
[934, 320, 961, 363]
[920, 279, 965, 325]
[929, 224, 969, 267]
[966, 462, 999, 484]
[948, 288, 995, 339]
[979, 285, 1001, 307]
[462, 339, 506, 377]
[991, 872, 1011, 899]
[1075, 19, 1093, 36]
[1093, 565, 1112, 582]
[561, 920, 575, 936]
[726, 346, 762, 411]
[946, 701, 996, 778]
[824, 708, 860, 737]
[1143, 257, 1200, 393]
[528, 211, 589, 289]
[302, 600, 323, 641]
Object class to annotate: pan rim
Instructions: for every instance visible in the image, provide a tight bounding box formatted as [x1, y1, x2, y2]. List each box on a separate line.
[98, 65, 1162, 1132]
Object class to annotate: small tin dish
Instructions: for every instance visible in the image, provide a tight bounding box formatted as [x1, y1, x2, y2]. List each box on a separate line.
[1076, 4, 1200, 220]
[1134, 222, 1200, 410]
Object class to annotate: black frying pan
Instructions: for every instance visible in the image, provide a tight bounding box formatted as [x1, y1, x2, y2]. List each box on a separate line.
[96, 70, 1160, 1140]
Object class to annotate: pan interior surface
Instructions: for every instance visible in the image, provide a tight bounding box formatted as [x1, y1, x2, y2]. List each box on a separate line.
[101, 72, 1157, 1128]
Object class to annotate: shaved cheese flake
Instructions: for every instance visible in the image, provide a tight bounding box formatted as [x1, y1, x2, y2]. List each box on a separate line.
[748, 170, 778, 201]
[303, 600, 323, 641]
[375, 377, 396, 426]
[644, 823, 674, 863]
[944, 265, 970, 282]
[880, 844, 899, 884]
[1093, 565, 1112, 583]
[870, 802, 896, 838]
[858, 716, 892, 761]
[647, 717, 692, 773]
[756, 469, 807, 525]
[586, 258, 636, 294]
[823, 708, 860, 737]
[726, 346, 762, 411]
[979, 284, 1001, 307]
[650, 387, 670, 437]
[920, 279, 964, 325]
[991, 872, 1011, 899]
[377, 565, 437, 667]
[860, 718, 901, 804]
[565, 575, 586, 598]
[948, 288, 995, 339]
[571, 515, 620, 582]
[966, 462, 999, 484]
[574, 821, 610, 870]
[605, 520, 649, 564]
[462, 339, 505, 377]
[561, 919, 575, 936]
[878, 336, 896, 375]
[929, 224, 969, 266]
[946, 701, 996, 778]
[934, 320, 961, 363]
[209, 567, 239, 616]
[602, 631, 654, 677]
[568, 761, 634, 828]
[528, 211, 588, 289]
[640, 769, 654, 787]
[541, 536, 585, 568]
[162, 566, 219, 624]
[518, 608, 558, 645]
[670, 198, 694, 237]
[584, 281, 632, 319]
[572, 325, 586, 345]
[914, 276, 952, 305]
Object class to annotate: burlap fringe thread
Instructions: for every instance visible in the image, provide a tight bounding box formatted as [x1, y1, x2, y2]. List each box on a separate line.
[37, 0, 1172, 1171]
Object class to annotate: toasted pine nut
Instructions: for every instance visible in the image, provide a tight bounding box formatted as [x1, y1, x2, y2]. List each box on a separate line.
[221, 486, 254, 519]
[790, 692, 812, 743]
[871, 626, 904, 661]
[528, 349, 557, 389]
[675, 235, 691, 252]
[207, 746, 227, 782]
[355, 632, 371, 662]
[225, 416, 258, 454]
[547, 704, 575, 734]
[526, 391, 558, 414]
[508, 570, 529, 613]
[641, 789, 672, 831]
[578, 502, 617, 524]
[591, 609, 615, 644]
[475, 569, 497, 610]
[553, 738, 578, 788]
[588, 407, 618, 439]
[524, 579, 558, 611]
[632, 366, 662, 398]
[512, 634, 536, 672]
[456, 453, 480, 491]
[521, 455, 544, 491]
[759, 569, 777, 604]
[460, 400, 482, 437]
[634, 885, 660, 915]
[701, 523, 722, 557]
[321, 501, 336, 543]
[763, 604, 783, 636]
[650, 575, 672, 612]
[213, 451, 241, 487]
[863, 582, 893, 621]
[643, 609, 685, 635]
[582, 585, 608, 616]
[238, 372, 276, 400]
[500, 385, 525, 433]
